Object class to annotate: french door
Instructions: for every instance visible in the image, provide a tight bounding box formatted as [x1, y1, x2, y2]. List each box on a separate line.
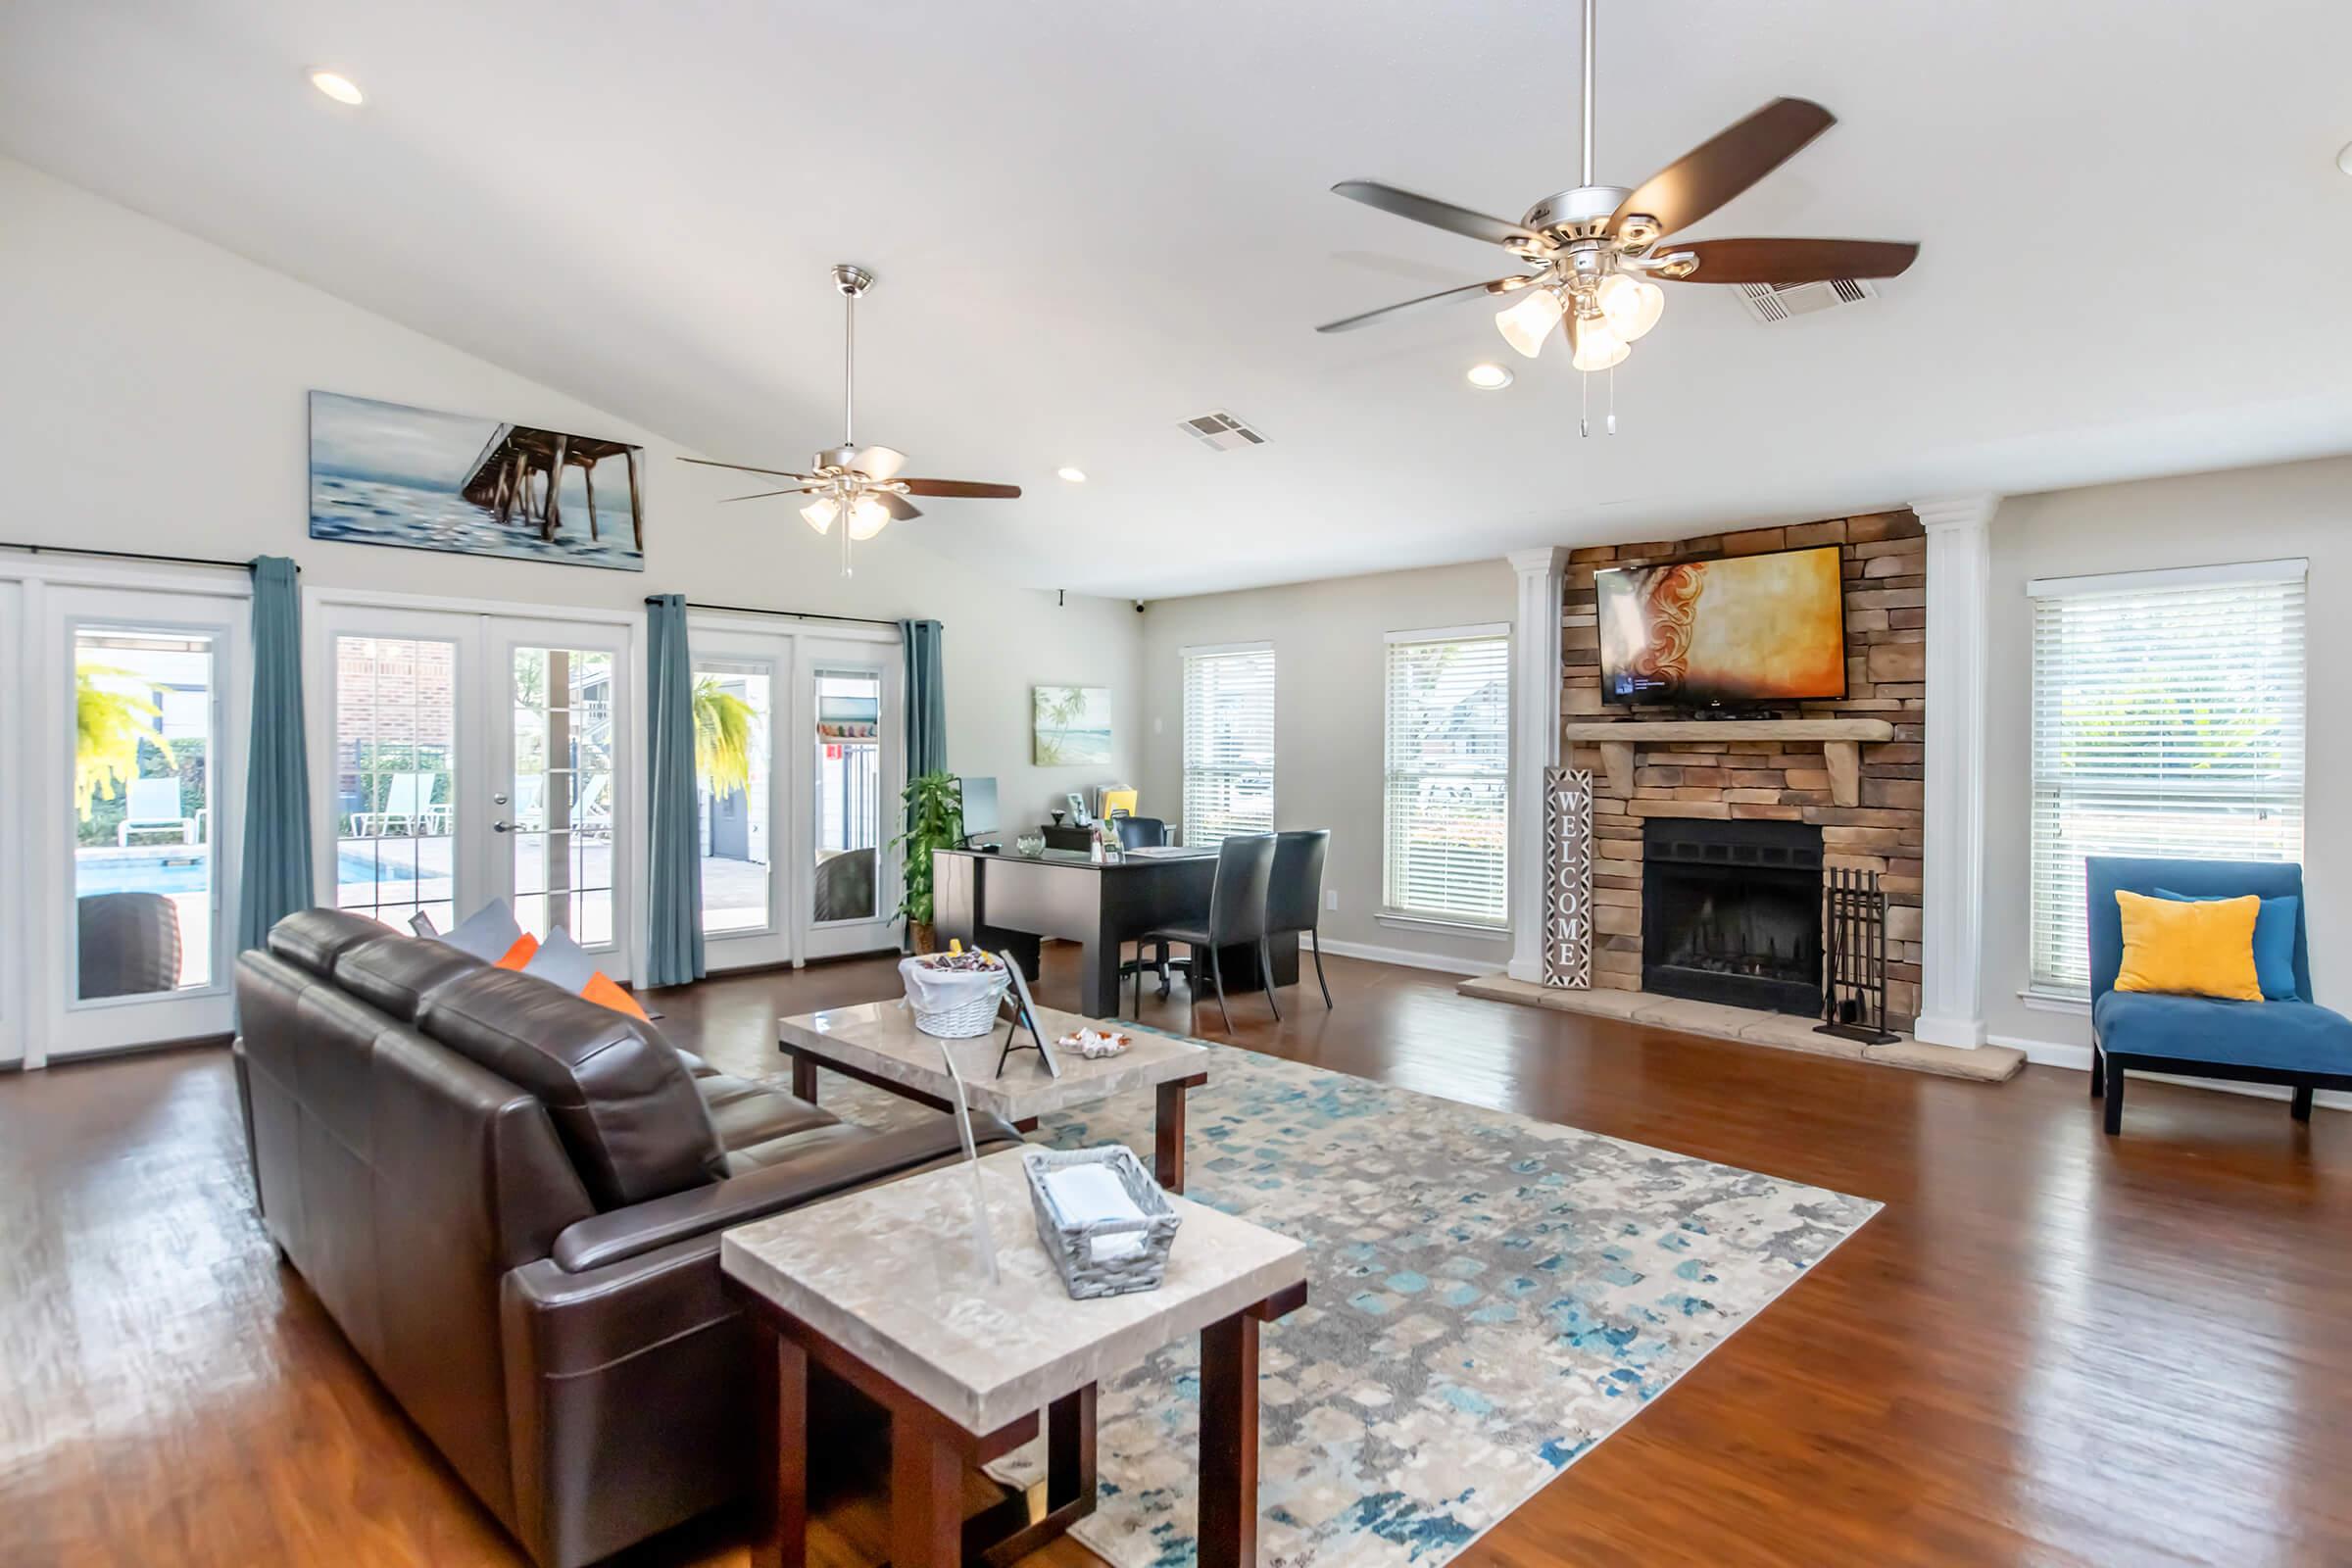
[0, 580, 16, 1067]
[313, 601, 636, 978]
[692, 625, 791, 970]
[41, 582, 249, 1059]
[800, 634, 903, 960]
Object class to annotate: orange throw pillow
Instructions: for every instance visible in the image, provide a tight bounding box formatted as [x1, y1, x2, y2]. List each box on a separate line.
[495, 933, 540, 970]
[580, 971, 650, 1021]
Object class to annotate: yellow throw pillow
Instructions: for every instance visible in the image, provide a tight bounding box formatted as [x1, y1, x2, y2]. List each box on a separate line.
[2114, 891, 2263, 1002]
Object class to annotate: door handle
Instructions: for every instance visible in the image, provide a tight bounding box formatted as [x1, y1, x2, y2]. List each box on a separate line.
[492, 819, 517, 834]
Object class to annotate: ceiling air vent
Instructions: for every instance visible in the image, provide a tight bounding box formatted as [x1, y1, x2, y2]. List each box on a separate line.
[1180, 410, 1268, 451]
[1735, 276, 1879, 325]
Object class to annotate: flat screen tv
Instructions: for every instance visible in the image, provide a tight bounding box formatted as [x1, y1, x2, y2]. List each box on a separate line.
[1594, 543, 1847, 707]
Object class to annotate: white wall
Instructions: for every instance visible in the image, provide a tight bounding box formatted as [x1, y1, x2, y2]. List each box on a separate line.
[1982, 456, 2350, 1058]
[1138, 559, 1514, 971]
[0, 156, 1140, 828]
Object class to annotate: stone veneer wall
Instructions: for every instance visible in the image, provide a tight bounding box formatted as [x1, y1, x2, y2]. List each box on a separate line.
[1562, 512, 1928, 1027]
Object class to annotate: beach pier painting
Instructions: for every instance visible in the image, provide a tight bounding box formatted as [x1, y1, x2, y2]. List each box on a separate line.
[310, 391, 647, 571]
[462, 424, 644, 549]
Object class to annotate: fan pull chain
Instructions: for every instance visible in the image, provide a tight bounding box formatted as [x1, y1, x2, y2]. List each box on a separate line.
[1580, 370, 1591, 439]
[1607, 366, 1617, 436]
[841, 514, 854, 577]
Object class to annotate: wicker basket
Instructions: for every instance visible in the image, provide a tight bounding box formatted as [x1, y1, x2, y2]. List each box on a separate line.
[899, 956, 1010, 1038]
[1021, 1146, 1182, 1298]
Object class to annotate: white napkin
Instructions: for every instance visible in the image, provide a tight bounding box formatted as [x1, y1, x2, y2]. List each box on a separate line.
[1043, 1163, 1151, 1262]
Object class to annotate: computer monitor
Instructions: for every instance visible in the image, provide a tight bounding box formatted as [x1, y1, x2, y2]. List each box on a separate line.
[957, 775, 1000, 842]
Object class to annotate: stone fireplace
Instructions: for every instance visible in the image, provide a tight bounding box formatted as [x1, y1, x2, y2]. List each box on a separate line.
[1561, 512, 1927, 1031]
[1642, 818, 1824, 1015]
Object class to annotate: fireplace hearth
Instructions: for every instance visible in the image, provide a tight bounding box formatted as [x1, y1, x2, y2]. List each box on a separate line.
[1642, 818, 1824, 1016]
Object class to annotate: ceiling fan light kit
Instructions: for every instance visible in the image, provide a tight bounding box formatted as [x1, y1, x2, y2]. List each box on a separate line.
[1317, 0, 1919, 433]
[681, 263, 1021, 575]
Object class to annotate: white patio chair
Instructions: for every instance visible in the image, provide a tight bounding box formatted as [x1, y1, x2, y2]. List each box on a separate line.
[577, 773, 613, 842]
[118, 777, 195, 846]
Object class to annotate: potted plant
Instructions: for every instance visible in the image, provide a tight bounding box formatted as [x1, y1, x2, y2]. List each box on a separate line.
[892, 771, 964, 954]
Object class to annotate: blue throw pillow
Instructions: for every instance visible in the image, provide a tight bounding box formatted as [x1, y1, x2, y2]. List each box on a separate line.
[2154, 889, 2299, 1001]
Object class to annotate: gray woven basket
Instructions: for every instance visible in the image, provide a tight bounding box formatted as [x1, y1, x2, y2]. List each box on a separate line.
[1021, 1146, 1181, 1299]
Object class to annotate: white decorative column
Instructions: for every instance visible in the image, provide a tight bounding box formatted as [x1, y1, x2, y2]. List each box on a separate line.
[1912, 496, 1999, 1047]
[1506, 547, 1570, 982]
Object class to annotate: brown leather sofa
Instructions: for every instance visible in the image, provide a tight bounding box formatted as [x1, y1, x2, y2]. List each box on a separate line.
[233, 908, 1018, 1568]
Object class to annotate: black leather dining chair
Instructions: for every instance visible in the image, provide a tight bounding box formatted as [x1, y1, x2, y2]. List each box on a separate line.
[1136, 832, 1279, 1032]
[1267, 829, 1334, 1007]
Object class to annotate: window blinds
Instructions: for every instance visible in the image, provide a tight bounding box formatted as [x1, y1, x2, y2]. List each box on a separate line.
[1181, 644, 1275, 849]
[1383, 629, 1509, 925]
[2027, 564, 2306, 993]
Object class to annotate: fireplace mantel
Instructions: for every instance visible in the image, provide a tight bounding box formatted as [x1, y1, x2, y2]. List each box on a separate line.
[1561, 717, 1896, 808]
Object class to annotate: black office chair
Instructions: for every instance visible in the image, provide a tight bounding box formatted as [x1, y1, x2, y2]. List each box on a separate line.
[1137, 832, 1279, 1032]
[1267, 829, 1333, 1008]
[1112, 815, 1167, 850]
[1113, 815, 1176, 994]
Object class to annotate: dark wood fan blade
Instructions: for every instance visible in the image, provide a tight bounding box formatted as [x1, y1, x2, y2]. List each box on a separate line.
[1664, 238, 1920, 284]
[720, 487, 811, 503]
[1608, 98, 1838, 240]
[876, 492, 923, 521]
[1315, 275, 1536, 334]
[897, 479, 1021, 499]
[1332, 181, 1535, 249]
[679, 456, 816, 482]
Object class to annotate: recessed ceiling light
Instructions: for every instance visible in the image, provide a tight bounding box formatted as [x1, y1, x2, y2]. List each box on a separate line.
[1466, 363, 1514, 390]
[2338, 139, 2352, 176]
[1055, 466, 1088, 483]
[309, 69, 364, 106]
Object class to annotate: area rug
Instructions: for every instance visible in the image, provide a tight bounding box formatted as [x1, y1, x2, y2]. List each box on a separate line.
[811, 1039, 1878, 1568]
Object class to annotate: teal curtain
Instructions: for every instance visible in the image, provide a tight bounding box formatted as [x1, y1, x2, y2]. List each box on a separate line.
[901, 619, 947, 778]
[236, 557, 312, 955]
[645, 594, 705, 987]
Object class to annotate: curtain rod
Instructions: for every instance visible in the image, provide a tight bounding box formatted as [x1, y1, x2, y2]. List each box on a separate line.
[0, 541, 287, 573]
[650, 596, 899, 631]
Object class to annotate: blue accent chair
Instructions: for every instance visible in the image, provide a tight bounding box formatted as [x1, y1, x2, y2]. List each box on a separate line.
[2087, 857, 2352, 1134]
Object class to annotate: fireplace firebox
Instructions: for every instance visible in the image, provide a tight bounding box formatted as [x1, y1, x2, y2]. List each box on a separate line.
[1642, 818, 1824, 1015]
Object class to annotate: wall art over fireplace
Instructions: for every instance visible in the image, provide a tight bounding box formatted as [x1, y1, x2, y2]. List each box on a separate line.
[308, 391, 646, 571]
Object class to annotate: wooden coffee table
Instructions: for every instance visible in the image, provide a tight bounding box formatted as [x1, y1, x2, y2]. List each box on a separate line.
[722, 1149, 1307, 1568]
[777, 1000, 1212, 1190]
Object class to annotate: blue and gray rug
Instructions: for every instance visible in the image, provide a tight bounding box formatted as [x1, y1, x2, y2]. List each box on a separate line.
[816, 1038, 1877, 1568]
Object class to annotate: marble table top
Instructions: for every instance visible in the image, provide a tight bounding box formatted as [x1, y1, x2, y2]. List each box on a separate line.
[777, 999, 1210, 1120]
[722, 1149, 1306, 1435]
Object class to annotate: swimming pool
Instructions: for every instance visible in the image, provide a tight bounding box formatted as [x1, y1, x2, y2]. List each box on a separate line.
[75, 847, 424, 897]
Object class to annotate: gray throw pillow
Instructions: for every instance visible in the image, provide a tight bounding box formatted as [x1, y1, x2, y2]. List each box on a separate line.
[434, 898, 522, 964]
[521, 925, 603, 995]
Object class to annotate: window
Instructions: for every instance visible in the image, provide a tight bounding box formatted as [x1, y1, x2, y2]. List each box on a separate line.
[1182, 644, 1275, 848]
[2028, 560, 2306, 994]
[1383, 627, 1509, 926]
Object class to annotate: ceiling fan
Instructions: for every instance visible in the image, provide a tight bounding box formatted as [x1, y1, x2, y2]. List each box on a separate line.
[1317, 0, 1918, 427]
[682, 264, 1021, 574]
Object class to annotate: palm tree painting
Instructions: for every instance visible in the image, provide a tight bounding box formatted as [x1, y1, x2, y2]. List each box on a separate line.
[1033, 685, 1111, 765]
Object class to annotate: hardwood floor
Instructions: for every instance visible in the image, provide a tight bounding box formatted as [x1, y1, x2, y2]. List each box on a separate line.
[7, 946, 2352, 1566]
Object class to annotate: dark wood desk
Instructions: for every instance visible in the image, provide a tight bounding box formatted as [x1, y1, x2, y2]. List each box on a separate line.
[932, 847, 1298, 1018]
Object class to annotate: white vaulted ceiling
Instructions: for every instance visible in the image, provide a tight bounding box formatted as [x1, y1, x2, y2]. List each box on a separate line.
[5, 0, 2350, 597]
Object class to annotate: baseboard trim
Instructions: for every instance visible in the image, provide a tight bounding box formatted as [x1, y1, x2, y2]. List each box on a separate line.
[1307, 934, 1505, 979]
[1989, 1031, 2352, 1113]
